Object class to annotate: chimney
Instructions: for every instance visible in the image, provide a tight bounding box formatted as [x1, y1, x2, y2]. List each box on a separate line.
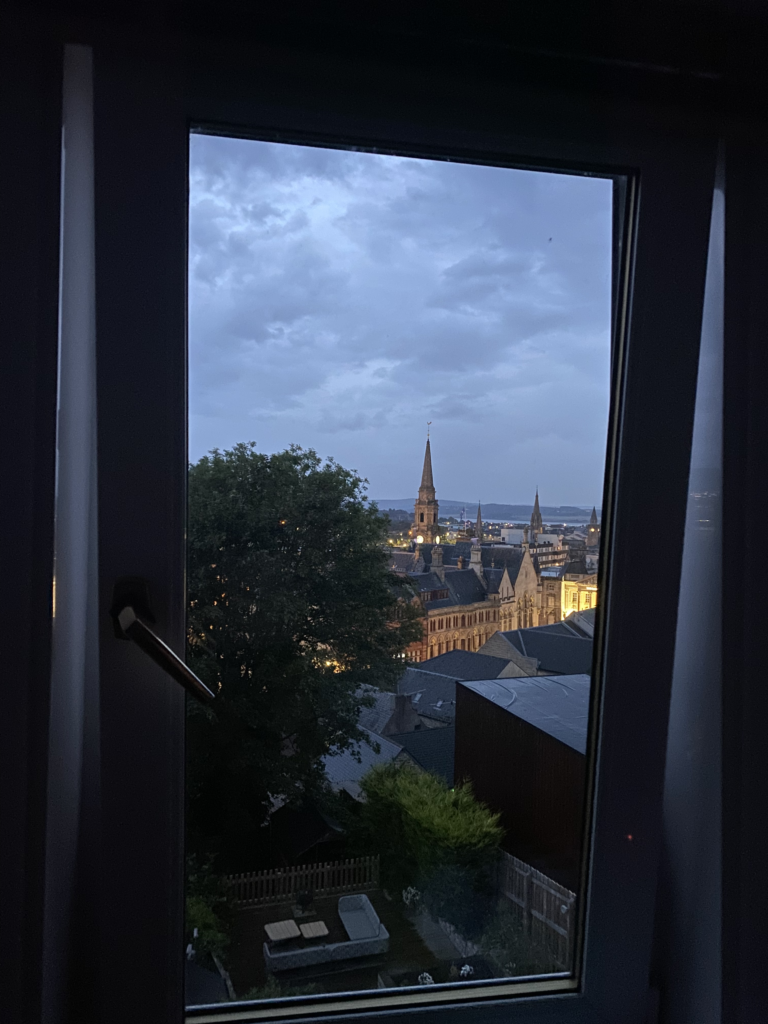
[457, 555, 466, 570]
[390, 693, 418, 734]
[432, 544, 445, 581]
[470, 540, 483, 577]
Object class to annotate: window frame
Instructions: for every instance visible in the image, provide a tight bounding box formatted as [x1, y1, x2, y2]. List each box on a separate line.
[87, 32, 717, 1024]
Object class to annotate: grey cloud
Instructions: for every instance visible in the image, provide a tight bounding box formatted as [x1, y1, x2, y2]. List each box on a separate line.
[188, 136, 612, 504]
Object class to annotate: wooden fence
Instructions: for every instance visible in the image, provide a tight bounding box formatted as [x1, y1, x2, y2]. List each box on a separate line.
[497, 851, 576, 969]
[227, 856, 380, 908]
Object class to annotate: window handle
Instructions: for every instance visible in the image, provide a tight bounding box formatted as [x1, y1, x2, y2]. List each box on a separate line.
[111, 578, 215, 703]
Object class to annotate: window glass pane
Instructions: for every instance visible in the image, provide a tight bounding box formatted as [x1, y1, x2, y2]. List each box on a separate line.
[185, 135, 613, 1009]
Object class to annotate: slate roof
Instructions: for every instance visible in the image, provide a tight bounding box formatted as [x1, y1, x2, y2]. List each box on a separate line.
[356, 687, 397, 735]
[391, 725, 456, 785]
[500, 628, 594, 675]
[408, 566, 492, 609]
[483, 567, 504, 595]
[459, 674, 591, 754]
[534, 613, 594, 639]
[444, 568, 487, 605]
[529, 621, 588, 638]
[397, 668, 458, 723]
[411, 542, 532, 580]
[410, 571, 449, 594]
[388, 550, 422, 574]
[568, 608, 596, 638]
[415, 649, 513, 680]
[478, 546, 526, 575]
[322, 728, 402, 794]
[418, 543, 460, 567]
[563, 558, 590, 575]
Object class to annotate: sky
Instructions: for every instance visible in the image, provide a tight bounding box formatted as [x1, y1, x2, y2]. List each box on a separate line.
[188, 135, 613, 507]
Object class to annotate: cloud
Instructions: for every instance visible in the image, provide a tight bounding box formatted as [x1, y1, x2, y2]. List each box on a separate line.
[188, 134, 612, 504]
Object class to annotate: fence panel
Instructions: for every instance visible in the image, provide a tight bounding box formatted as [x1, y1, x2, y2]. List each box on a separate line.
[497, 852, 576, 969]
[227, 855, 380, 907]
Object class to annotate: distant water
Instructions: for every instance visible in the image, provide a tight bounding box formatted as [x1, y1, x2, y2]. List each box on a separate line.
[483, 518, 596, 527]
[375, 498, 600, 527]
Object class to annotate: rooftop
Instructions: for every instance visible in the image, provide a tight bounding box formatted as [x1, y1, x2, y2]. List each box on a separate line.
[322, 729, 402, 797]
[492, 628, 594, 675]
[397, 668, 458, 723]
[414, 649, 514, 680]
[391, 725, 455, 785]
[459, 674, 592, 754]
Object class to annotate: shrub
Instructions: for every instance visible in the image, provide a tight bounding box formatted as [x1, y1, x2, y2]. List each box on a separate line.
[356, 762, 503, 934]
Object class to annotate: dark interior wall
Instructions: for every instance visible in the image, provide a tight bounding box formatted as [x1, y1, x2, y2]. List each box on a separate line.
[455, 686, 585, 891]
[6, 4, 768, 1022]
[0, 13, 61, 1024]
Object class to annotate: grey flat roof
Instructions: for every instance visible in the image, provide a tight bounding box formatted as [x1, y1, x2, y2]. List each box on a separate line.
[458, 674, 591, 754]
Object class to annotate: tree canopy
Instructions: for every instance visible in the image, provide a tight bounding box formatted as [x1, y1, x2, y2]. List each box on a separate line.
[355, 762, 503, 935]
[186, 442, 422, 867]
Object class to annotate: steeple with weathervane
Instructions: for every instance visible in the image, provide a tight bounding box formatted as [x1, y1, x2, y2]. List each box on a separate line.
[413, 423, 440, 544]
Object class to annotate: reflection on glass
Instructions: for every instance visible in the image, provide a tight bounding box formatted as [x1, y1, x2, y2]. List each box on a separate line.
[185, 136, 612, 1007]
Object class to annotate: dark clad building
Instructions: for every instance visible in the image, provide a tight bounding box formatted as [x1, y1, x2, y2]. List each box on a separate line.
[455, 674, 590, 891]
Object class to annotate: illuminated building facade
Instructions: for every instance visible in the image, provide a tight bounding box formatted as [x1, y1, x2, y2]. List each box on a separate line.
[562, 572, 598, 617]
[397, 436, 598, 658]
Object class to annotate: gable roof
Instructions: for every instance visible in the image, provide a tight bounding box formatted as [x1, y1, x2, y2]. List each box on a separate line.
[567, 607, 596, 638]
[459, 675, 591, 754]
[391, 725, 456, 785]
[497, 628, 594, 675]
[356, 687, 397, 735]
[415, 649, 513, 680]
[483, 567, 504, 594]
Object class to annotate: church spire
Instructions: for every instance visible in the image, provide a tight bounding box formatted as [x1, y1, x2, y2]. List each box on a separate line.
[413, 424, 439, 543]
[587, 505, 600, 549]
[419, 437, 435, 496]
[530, 487, 543, 542]
[476, 502, 483, 543]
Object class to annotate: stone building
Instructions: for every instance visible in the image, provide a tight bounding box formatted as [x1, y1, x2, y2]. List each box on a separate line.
[405, 557, 502, 662]
[562, 570, 599, 617]
[396, 435, 598, 658]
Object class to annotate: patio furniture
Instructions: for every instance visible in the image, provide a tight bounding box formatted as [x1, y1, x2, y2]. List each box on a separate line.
[299, 920, 329, 940]
[338, 894, 381, 940]
[263, 894, 389, 973]
[264, 919, 300, 942]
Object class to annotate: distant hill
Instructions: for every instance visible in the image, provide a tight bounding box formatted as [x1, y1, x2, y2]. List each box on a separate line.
[373, 499, 600, 522]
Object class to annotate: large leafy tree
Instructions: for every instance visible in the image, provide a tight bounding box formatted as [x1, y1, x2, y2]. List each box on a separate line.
[186, 442, 422, 868]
